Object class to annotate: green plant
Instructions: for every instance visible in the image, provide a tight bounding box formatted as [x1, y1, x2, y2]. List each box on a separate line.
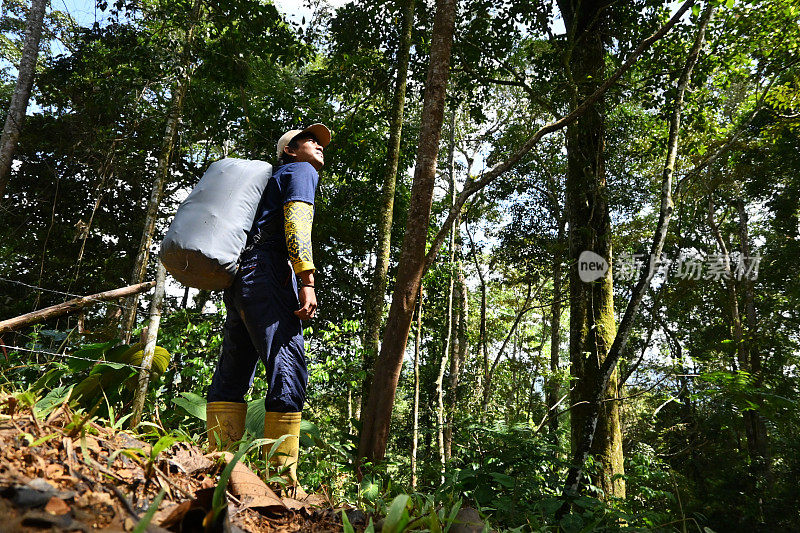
[132, 489, 166, 533]
[211, 437, 271, 521]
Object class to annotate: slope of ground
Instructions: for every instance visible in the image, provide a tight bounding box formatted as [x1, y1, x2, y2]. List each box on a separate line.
[0, 395, 348, 532]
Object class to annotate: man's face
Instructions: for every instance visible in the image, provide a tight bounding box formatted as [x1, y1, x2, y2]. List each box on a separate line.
[286, 134, 324, 170]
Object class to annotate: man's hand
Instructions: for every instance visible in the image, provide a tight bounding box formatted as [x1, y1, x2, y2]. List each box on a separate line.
[294, 270, 316, 320]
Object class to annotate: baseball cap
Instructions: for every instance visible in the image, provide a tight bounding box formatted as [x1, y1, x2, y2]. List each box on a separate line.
[276, 123, 331, 159]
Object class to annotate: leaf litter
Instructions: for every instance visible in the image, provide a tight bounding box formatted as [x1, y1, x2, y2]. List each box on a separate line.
[0, 394, 347, 532]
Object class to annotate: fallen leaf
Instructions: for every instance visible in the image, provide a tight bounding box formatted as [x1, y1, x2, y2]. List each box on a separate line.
[112, 433, 151, 455]
[27, 477, 56, 492]
[169, 446, 213, 475]
[282, 497, 310, 512]
[44, 496, 70, 515]
[45, 463, 64, 478]
[206, 451, 284, 511]
[301, 493, 327, 507]
[159, 487, 215, 530]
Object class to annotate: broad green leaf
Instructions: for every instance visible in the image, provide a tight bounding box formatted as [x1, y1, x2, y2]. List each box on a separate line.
[360, 478, 380, 501]
[172, 392, 207, 421]
[30, 367, 67, 392]
[68, 341, 119, 371]
[245, 397, 265, 437]
[342, 510, 355, 533]
[559, 513, 584, 533]
[383, 494, 411, 533]
[33, 385, 73, 419]
[299, 419, 322, 448]
[490, 472, 515, 488]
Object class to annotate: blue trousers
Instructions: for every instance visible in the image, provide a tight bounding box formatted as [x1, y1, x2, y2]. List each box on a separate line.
[207, 247, 308, 412]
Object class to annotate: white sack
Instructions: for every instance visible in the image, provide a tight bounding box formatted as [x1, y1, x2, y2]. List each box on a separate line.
[159, 158, 273, 290]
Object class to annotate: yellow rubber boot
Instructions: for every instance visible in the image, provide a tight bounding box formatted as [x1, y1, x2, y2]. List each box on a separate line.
[206, 401, 247, 451]
[264, 411, 306, 498]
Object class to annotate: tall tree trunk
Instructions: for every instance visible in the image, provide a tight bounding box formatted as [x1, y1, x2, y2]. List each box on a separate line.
[411, 287, 423, 490]
[547, 217, 566, 442]
[465, 221, 489, 407]
[357, 0, 457, 465]
[558, 0, 625, 500]
[708, 197, 770, 478]
[481, 282, 534, 414]
[361, 0, 416, 409]
[444, 230, 467, 461]
[736, 199, 770, 477]
[120, 0, 201, 340]
[559, 4, 714, 507]
[435, 109, 457, 480]
[707, 198, 746, 372]
[0, 0, 48, 202]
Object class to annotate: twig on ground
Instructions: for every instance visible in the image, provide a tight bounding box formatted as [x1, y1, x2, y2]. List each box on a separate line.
[110, 484, 141, 520]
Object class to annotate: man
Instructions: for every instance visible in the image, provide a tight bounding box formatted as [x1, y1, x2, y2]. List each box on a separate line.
[205, 123, 331, 496]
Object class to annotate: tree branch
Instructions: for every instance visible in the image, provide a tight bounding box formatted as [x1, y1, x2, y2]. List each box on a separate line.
[559, 2, 714, 505]
[422, 0, 697, 276]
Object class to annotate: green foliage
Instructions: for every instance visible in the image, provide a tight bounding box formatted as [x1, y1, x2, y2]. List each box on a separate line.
[172, 392, 207, 422]
[0, 0, 798, 530]
[132, 489, 166, 533]
[211, 437, 270, 520]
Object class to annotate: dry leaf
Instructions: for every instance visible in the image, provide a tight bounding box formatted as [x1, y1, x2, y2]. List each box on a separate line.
[169, 446, 213, 475]
[45, 463, 64, 478]
[44, 496, 70, 515]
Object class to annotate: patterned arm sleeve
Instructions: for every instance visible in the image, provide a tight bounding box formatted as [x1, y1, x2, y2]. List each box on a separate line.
[284, 200, 315, 274]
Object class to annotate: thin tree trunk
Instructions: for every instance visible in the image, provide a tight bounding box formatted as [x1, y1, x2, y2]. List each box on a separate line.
[361, 0, 416, 409]
[525, 323, 549, 419]
[0, 0, 48, 202]
[465, 221, 488, 399]
[708, 197, 769, 479]
[547, 218, 566, 441]
[707, 199, 745, 370]
[444, 231, 467, 461]
[121, 0, 201, 340]
[411, 287, 423, 490]
[736, 199, 770, 476]
[130, 262, 167, 428]
[481, 282, 535, 414]
[435, 109, 457, 480]
[559, 4, 713, 508]
[357, 0, 457, 466]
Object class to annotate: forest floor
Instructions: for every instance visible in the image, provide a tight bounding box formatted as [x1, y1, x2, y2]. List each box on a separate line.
[0, 395, 352, 532]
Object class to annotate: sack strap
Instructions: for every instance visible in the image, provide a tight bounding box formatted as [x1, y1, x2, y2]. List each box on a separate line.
[244, 214, 284, 252]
